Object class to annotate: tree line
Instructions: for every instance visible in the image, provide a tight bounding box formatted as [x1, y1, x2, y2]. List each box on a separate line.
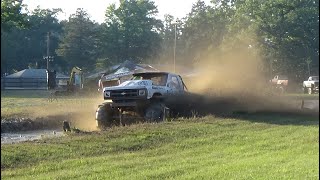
[1, 0, 319, 81]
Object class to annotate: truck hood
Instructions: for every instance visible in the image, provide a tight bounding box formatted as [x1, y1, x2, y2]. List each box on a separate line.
[103, 80, 153, 91]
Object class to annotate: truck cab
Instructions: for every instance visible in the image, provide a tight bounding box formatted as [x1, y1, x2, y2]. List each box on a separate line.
[102, 72, 187, 104]
[96, 72, 188, 129]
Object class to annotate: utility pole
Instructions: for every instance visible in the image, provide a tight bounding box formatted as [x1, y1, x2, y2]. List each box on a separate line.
[46, 32, 50, 70]
[43, 32, 54, 70]
[173, 22, 177, 73]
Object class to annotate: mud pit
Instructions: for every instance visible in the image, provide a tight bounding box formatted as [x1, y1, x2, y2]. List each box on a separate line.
[1, 130, 64, 144]
[1, 105, 99, 144]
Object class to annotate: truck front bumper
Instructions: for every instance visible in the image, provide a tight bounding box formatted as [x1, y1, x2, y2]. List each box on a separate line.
[111, 101, 138, 107]
[107, 98, 149, 108]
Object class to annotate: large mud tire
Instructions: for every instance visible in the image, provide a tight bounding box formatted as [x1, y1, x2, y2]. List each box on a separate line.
[95, 103, 114, 130]
[144, 103, 165, 123]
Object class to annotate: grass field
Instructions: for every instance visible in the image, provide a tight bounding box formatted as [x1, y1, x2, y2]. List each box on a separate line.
[1, 90, 319, 179]
[1, 90, 101, 118]
[1, 115, 319, 179]
[284, 93, 319, 100]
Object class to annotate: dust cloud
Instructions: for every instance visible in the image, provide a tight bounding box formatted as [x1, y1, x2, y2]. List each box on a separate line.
[176, 42, 310, 115]
[27, 96, 102, 131]
[188, 49, 266, 95]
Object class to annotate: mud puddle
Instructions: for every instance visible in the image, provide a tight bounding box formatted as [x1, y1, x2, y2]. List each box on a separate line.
[1, 129, 64, 144]
[301, 100, 319, 110]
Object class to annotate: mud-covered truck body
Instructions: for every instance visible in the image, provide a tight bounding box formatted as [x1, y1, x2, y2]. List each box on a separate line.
[303, 76, 319, 94]
[95, 72, 188, 129]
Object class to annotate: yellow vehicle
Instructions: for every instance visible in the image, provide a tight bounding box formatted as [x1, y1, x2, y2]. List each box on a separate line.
[55, 66, 84, 95]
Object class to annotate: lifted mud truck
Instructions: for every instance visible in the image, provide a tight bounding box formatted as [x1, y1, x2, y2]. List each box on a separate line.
[95, 72, 188, 129]
[303, 76, 319, 94]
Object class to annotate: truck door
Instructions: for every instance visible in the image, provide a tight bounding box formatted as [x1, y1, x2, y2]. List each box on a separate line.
[167, 75, 181, 94]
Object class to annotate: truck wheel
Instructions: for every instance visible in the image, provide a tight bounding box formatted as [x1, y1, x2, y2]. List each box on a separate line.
[303, 86, 308, 94]
[95, 103, 114, 130]
[144, 103, 165, 123]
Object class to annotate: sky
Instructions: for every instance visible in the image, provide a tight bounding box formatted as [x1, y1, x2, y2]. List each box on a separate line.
[22, 0, 212, 23]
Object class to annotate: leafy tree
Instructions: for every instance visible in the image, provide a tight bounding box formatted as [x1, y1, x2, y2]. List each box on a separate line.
[227, 0, 319, 80]
[180, 0, 214, 64]
[56, 8, 99, 71]
[1, 0, 29, 32]
[1, 7, 63, 74]
[158, 14, 180, 65]
[171, 0, 236, 66]
[100, 0, 162, 66]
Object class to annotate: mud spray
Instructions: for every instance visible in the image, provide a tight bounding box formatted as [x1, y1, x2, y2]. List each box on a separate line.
[25, 96, 103, 131]
[167, 37, 318, 117]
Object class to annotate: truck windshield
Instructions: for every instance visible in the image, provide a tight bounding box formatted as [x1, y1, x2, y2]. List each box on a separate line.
[278, 75, 288, 80]
[311, 76, 319, 80]
[132, 73, 168, 86]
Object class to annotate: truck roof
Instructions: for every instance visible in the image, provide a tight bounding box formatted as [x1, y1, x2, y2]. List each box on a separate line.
[133, 71, 177, 76]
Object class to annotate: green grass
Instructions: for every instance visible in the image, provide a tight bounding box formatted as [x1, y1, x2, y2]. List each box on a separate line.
[1, 90, 101, 118]
[1, 90, 319, 179]
[1, 115, 319, 179]
[285, 93, 319, 100]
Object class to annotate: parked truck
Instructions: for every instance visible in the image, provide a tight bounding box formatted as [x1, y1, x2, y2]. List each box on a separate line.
[303, 76, 319, 94]
[95, 72, 188, 129]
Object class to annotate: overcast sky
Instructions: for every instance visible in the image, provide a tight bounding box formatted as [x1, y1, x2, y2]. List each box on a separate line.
[22, 0, 212, 23]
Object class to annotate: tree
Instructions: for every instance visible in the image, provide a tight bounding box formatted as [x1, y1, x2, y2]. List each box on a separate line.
[100, 0, 163, 66]
[1, 0, 29, 32]
[180, 0, 214, 64]
[56, 8, 99, 71]
[158, 14, 180, 65]
[231, 0, 319, 79]
[1, 7, 63, 74]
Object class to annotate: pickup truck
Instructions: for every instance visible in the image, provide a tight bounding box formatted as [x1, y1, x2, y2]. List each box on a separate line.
[269, 75, 289, 93]
[303, 76, 319, 94]
[95, 72, 188, 129]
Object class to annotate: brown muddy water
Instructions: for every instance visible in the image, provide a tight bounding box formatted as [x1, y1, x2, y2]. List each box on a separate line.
[1, 130, 64, 144]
